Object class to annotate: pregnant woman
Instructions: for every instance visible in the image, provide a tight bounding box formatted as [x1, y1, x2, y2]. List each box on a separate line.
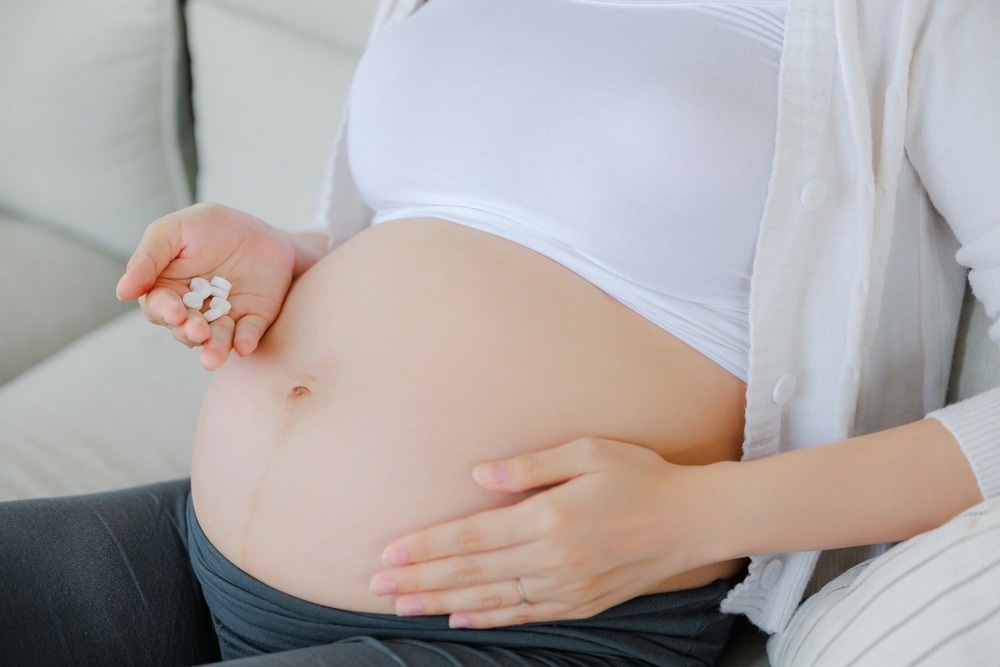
[2, 1, 999, 666]
[179, 2, 770, 660]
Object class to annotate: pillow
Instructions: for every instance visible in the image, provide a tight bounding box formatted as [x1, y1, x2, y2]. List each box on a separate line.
[769, 497, 1000, 666]
[0, 0, 195, 260]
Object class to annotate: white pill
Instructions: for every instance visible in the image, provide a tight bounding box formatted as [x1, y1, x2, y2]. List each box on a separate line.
[210, 285, 230, 299]
[210, 276, 233, 292]
[204, 307, 227, 323]
[194, 283, 213, 299]
[189, 277, 210, 291]
[209, 297, 232, 314]
[182, 292, 204, 309]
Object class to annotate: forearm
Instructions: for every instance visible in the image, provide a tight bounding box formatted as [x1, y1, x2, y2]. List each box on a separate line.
[716, 418, 983, 560]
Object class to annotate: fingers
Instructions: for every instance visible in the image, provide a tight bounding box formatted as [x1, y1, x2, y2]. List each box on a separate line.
[448, 599, 563, 629]
[380, 503, 535, 567]
[392, 577, 558, 623]
[144, 288, 211, 345]
[143, 287, 189, 327]
[472, 438, 604, 492]
[199, 315, 236, 370]
[233, 314, 268, 357]
[447, 588, 622, 630]
[371, 544, 537, 599]
[116, 216, 182, 301]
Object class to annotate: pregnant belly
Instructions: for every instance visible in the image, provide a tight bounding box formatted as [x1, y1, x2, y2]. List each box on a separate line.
[190, 218, 747, 613]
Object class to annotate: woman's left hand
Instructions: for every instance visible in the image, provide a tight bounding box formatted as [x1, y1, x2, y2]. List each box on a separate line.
[369, 437, 732, 629]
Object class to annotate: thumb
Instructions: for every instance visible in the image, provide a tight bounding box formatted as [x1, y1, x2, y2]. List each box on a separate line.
[472, 439, 599, 492]
[116, 216, 182, 300]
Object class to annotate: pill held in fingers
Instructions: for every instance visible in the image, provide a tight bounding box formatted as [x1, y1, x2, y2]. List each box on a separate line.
[182, 275, 233, 323]
[210, 275, 232, 292]
[209, 296, 232, 315]
[204, 307, 227, 323]
[182, 291, 205, 309]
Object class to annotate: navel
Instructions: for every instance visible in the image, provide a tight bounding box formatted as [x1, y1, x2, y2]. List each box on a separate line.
[288, 385, 312, 401]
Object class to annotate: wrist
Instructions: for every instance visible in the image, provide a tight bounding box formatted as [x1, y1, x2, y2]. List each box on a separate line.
[698, 460, 754, 563]
[283, 230, 329, 278]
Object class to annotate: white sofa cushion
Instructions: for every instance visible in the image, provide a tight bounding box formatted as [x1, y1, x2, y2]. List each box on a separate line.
[0, 310, 209, 500]
[205, 0, 378, 54]
[0, 0, 195, 259]
[948, 288, 1000, 403]
[186, 0, 378, 232]
[0, 212, 130, 384]
[769, 497, 1000, 667]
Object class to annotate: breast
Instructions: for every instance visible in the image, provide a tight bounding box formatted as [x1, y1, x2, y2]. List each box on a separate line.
[190, 218, 746, 612]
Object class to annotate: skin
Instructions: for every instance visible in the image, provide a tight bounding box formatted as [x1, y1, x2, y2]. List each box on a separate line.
[120, 202, 984, 631]
[117, 202, 328, 370]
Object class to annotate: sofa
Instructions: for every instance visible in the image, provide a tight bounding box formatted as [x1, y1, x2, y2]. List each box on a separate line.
[2, 1, 998, 665]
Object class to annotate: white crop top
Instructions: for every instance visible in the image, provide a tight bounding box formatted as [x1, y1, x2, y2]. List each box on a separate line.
[346, 0, 787, 380]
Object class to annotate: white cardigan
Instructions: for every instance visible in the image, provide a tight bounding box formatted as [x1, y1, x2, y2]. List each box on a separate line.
[315, 0, 1000, 633]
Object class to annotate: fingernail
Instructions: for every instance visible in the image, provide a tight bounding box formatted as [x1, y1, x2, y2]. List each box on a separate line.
[370, 577, 397, 595]
[449, 614, 471, 629]
[396, 597, 423, 616]
[382, 547, 408, 567]
[473, 462, 507, 485]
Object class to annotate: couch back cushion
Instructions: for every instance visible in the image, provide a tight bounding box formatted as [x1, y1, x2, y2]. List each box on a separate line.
[949, 287, 1000, 403]
[0, 0, 195, 260]
[185, 0, 378, 232]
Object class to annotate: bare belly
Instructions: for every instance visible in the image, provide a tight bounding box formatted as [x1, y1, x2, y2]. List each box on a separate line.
[190, 218, 747, 613]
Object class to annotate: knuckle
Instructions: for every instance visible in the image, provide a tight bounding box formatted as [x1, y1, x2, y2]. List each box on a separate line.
[565, 578, 596, 600]
[455, 525, 483, 551]
[451, 558, 483, 585]
[562, 547, 591, 571]
[170, 327, 193, 347]
[510, 612, 535, 626]
[477, 589, 504, 610]
[539, 548, 565, 572]
[533, 500, 568, 534]
[575, 437, 604, 461]
[532, 507, 557, 534]
[517, 453, 540, 483]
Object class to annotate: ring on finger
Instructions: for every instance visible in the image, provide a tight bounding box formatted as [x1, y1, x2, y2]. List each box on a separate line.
[515, 578, 530, 608]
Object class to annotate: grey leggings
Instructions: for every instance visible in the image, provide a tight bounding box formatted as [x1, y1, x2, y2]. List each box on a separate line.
[0, 479, 735, 666]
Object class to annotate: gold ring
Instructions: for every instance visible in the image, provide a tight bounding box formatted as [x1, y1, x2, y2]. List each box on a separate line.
[515, 577, 530, 607]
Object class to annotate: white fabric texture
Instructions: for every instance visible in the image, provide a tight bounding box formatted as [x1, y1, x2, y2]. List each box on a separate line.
[0, 0, 194, 259]
[347, 0, 786, 380]
[318, 0, 1000, 634]
[768, 497, 1000, 667]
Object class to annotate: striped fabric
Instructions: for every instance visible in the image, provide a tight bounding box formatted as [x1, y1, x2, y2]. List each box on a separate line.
[768, 497, 1000, 666]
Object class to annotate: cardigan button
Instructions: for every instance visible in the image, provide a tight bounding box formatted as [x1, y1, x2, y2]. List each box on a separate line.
[772, 374, 797, 405]
[801, 179, 828, 211]
[761, 559, 784, 589]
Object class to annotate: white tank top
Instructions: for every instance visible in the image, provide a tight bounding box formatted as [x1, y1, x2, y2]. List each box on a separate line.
[347, 0, 787, 380]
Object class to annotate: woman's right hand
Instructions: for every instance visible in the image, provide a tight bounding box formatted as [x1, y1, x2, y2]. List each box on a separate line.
[116, 202, 298, 370]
